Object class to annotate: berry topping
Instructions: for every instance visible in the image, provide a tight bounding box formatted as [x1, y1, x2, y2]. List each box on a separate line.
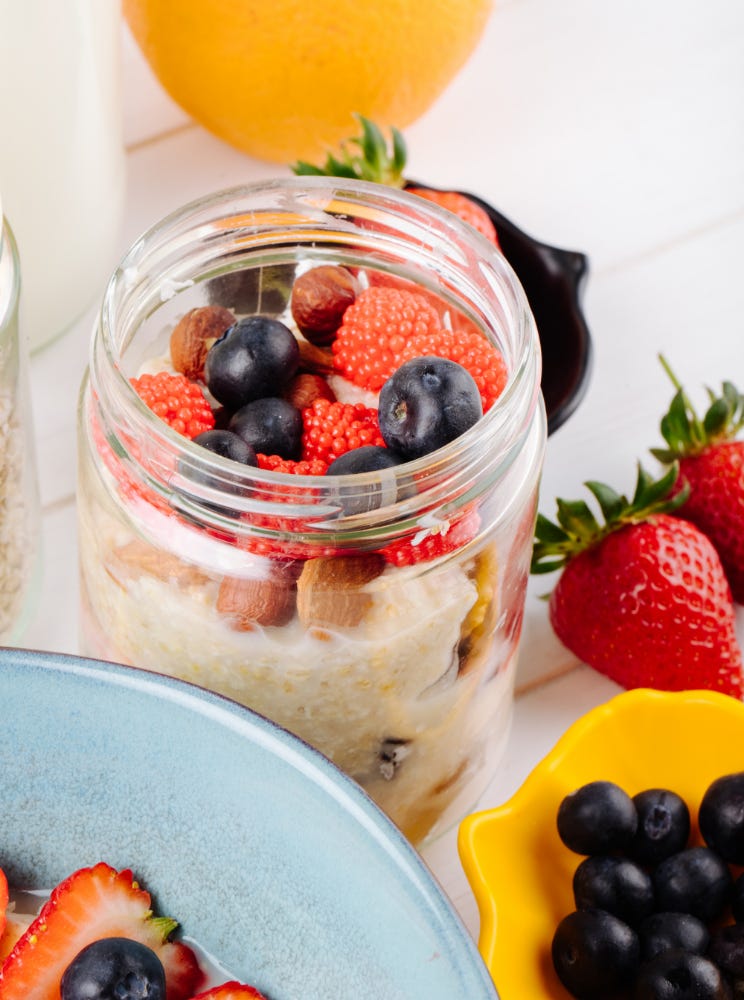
[229, 398, 303, 461]
[629, 788, 691, 865]
[699, 771, 744, 864]
[131, 372, 215, 439]
[652, 847, 732, 924]
[190, 984, 267, 999]
[193, 429, 257, 467]
[60, 937, 165, 1000]
[332, 285, 507, 410]
[557, 781, 638, 856]
[204, 315, 300, 411]
[256, 454, 329, 476]
[638, 912, 710, 962]
[300, 398, 384, 464]
[551, 909, 640, 999]
[572, 855, 654, 927]
[378, 356, 482, 460]
[290, 265, 358, 345]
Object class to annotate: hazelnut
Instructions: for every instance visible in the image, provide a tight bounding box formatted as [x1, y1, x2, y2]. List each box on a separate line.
[170, 305, 235, 380]
[290, 265, 357, 346]
[217, 569, 297, 630]
[282, 373, 336, 409]
[297, 554, 385, 629]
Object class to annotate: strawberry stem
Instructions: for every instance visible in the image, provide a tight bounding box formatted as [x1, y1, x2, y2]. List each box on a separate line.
[291, 115, 407, 187]
[531, 462, 688, 575]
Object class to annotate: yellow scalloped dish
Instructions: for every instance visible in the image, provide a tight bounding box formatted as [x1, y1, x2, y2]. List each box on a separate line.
[458, 688, 744, 999]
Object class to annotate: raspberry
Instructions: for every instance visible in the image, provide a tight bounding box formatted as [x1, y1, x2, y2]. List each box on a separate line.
[382, 507, 481, 566]
[300, 398, 384, 464]
[332, 287, 442, 393]
[131, 372, 215, 439]
[332, 286, 508, 410]
[257, 454, 329, 476]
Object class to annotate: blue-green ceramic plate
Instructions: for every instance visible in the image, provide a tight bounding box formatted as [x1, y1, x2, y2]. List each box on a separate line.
[0, 647, 496, 999]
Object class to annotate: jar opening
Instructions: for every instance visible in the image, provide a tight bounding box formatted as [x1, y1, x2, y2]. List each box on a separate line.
[89, 178, 542, 551]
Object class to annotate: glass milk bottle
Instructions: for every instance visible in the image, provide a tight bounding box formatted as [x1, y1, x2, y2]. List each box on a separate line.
[0, 0, 125, 352]
[0, 196, 42, 639]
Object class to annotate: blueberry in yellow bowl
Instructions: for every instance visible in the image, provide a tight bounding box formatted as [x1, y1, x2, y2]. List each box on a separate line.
[458, 688, 744, 1000]
[0, 647, 497, 999]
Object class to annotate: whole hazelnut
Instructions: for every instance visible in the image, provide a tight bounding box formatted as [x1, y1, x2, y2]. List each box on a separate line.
[170, 305, 236, 380]
[282, 373, 336, 409]
[290, 265, 357, 346]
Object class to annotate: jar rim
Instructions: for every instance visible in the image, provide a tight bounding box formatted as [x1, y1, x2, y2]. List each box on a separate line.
[89, 177, 543, 545]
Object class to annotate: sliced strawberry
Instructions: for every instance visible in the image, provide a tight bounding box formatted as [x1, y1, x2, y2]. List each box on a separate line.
[0, 863, 204, 1000]
[190, 983, 267, 999]
[0, 915, 31, 965]
[0, 867, 7, 940]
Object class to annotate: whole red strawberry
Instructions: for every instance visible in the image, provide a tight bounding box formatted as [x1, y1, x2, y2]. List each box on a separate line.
[532, 464, 743, 697]
[291, 115, 500, 246]
[651, 356, 744, 603]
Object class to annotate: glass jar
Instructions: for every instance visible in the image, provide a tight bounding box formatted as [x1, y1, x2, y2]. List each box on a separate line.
[0, 207, 42, 639]
[77, 178, 546, 845]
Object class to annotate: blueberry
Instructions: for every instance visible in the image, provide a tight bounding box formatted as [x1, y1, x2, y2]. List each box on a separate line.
[652, 847, 732, 923]
[378, 356, 482, 459]
[325, 445, 404, 515]
[551, 908, 639, 999]
[700, 772, 744, 865]
[193, 429, 258, 466]
[61, 937, 165, 1000]
[709, 923, 744, 980]
[229, 397, 303, 460]
[557, 781, 638, 855]
[573, 856, 654, 926]
[204, 315, 300, 410]
[633, 950, 730, 1000]
[629, 788, 691, 865]
[638, 912, 710, 962]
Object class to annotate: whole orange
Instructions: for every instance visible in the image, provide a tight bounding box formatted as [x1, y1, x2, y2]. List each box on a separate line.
[124, 0, 493, 163]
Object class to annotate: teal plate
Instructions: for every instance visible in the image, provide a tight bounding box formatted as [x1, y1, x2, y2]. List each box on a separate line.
[0, 647, 497, 999]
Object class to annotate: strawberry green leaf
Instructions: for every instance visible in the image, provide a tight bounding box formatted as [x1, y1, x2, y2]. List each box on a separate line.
[290, 114, 407, 187]
[585, 481, 625, 523]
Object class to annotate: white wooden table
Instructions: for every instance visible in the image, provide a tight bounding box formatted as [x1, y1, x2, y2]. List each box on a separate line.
[21, 0, 744, 943]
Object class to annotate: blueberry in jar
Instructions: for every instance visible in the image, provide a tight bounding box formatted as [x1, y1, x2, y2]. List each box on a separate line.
[557, 780, 638, 855]
[699, 771, 744, 865]
[378, 356, 482, 460]
[61, 937, 165, 1000]
[193, 429, 258, 466]
[325, 445, 404, 515]
[573, 855, 654, 926]
[638, 912, 710, 962]
[204, 315, 300, 411]
[731, 871, 744, 922]
[551, 908, 639, 999]
[229, 397, 303, 460]
[633, 949, 730, 1000]
[629, 788, 691, 865]
[652, 846, 732, 924]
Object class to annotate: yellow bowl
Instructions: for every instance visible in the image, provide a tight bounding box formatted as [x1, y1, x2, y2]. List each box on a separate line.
[458, 688, 744, 999]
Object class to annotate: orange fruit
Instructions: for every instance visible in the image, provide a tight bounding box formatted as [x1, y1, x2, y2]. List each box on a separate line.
[124, 0, 493, 163]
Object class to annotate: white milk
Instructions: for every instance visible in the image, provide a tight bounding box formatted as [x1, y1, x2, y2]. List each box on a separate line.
[0, 0, 125, 352]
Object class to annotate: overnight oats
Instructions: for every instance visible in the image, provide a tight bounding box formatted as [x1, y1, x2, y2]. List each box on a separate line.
[77, 179, 545, 845]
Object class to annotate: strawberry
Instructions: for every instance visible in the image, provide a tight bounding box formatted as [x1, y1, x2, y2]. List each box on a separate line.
[332, 285, 508, 410]
[651, 356, 744, 603]
[291, 114, 501, 246]
[0, 863, 205, 999]
[532, 464, 743, 697]
[0, 867, 7, 940]
[190, 984, 266, 999]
